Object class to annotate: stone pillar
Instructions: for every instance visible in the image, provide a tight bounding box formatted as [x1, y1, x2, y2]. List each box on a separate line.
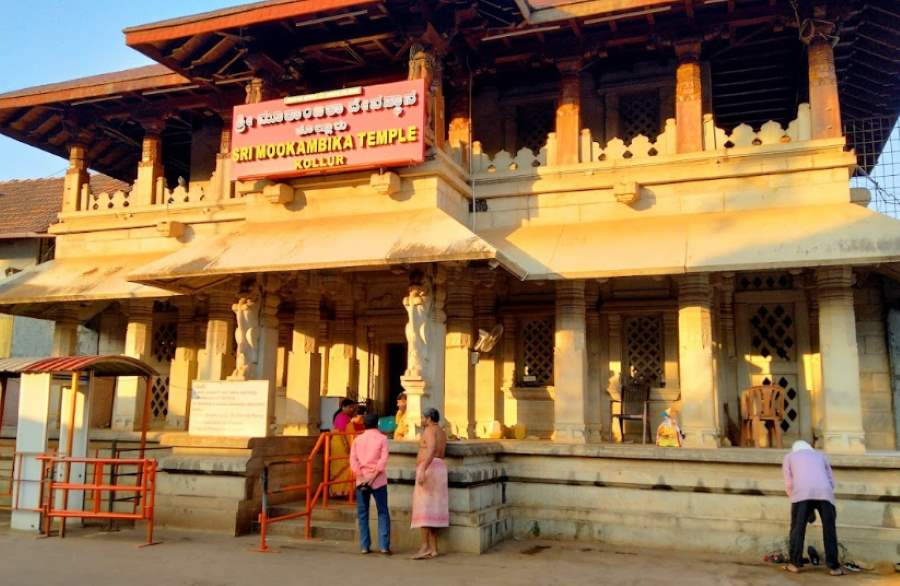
[675, 40, 703, 153]
[134, 120, 165, 206]
[555, 59, 582, 165]
[806, 26, 842, 139]
[258, 289, 281, 431]
[198, 292, 235, 381]
[62, 142, 89, 213]
[607, 313, 624, 442]
[553, 280, 589, 442]
[500, 314, 519, 430]
[816, 268, 866, 452]
[166, 299, 198, 430]
[448, 78, 471, 168]
[444, 270, 475, 439]
[327, 284, 356, 399]
[52, 308, 80, 357]
[284, 280, 322, 436]
[474, 278, 501, 437]
[677, 274, 719, 448]
[112, 300, 154, 431]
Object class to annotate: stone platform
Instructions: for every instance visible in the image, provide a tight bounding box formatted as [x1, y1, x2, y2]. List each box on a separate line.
[2, 434, 897, 563]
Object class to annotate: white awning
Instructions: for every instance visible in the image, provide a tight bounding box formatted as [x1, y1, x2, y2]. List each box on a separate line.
[477, 203, 900, 280]
[0, 254, 175, 307]
[129, 209, 526, 292]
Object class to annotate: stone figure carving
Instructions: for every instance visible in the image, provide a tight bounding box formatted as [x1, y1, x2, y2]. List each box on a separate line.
[231, 297, 259, 380]
[403, 280, 432, 378]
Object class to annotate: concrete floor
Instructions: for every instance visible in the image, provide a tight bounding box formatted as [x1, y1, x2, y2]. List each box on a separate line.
[0, 519, 895, 585]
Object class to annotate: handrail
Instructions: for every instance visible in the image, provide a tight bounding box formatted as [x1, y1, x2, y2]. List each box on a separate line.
[257, 430, 360, 552]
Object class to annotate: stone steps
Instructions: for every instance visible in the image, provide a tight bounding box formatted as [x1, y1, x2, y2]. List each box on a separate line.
[266, 503, 357, 542]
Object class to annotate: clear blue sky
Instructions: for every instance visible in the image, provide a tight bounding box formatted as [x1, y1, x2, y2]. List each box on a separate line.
[0, 1, 247, 180]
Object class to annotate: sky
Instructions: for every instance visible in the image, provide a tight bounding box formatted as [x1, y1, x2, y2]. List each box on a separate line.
[0, 1, 248, 180]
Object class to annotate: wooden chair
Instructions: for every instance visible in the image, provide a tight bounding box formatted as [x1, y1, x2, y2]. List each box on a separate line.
[610, 381, 651, 444]
[740, 384, 786, 448]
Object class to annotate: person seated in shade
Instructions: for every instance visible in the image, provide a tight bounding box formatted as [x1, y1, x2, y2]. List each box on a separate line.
[393, 393, 409, 440]
[349, 412, 391, 555]
[782, 440, 843, 576]
[655, 409, 683, 447]
[411, 407, 448, 560]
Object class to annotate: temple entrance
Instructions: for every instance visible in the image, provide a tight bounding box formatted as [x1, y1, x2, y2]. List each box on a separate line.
[386, 342, 407, 415]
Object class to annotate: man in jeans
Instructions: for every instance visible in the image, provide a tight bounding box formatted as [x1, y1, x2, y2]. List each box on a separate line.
[349, 412, 391, 554]
[782, 440, 843, 576]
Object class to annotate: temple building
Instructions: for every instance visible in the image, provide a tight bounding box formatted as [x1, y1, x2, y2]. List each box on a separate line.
[0, 0, 898, 559]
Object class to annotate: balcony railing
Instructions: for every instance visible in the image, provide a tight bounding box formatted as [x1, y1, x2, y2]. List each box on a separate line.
[471, 103, 815, 178]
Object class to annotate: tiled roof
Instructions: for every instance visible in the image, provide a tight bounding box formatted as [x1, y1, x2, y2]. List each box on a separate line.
[0, 174, 128, 236]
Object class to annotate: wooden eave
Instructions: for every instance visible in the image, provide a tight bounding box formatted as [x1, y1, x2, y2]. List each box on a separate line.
[124, 0, 378, 45]
[0, 66, 190, 110]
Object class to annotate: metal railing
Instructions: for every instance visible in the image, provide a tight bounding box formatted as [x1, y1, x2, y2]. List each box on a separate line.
[257, 430, 360, 552]
[36, 455, 159, 546]
[845, 116, 900, 218]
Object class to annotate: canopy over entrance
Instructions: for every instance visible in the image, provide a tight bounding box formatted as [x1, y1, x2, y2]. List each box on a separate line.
[129, 208, 527, 292]
[478, 203, 900, 280]
[0, 254, 176, 317]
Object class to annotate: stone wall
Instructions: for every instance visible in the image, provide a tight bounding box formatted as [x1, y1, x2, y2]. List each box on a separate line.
[854, 283, 896, 450]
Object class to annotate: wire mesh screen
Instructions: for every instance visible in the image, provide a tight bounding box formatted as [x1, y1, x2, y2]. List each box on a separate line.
[845, 117, 900, 218]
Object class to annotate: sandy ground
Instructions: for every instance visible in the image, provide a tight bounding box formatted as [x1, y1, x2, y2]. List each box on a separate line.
[0, 520, 895, 586]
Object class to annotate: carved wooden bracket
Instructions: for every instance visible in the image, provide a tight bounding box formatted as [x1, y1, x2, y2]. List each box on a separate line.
[613, 181, 641, 205]
[262, 182, 294, 204]
[370, 171, 401, 196]
[156, 220, 185, 238]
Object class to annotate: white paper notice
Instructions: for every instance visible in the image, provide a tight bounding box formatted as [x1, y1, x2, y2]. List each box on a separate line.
[189, 380, 269, 437]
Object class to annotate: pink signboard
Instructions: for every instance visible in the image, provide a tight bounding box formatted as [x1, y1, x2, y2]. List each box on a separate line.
[231, 79, 426, 180]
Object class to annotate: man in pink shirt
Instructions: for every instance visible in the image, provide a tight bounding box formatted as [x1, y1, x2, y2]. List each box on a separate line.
[349, 412, 391, 554]
[782, 440, 843, 576]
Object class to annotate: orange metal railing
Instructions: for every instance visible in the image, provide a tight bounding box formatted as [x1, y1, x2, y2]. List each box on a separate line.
[257, 430, 360, 552]
[36, 455, 158, 546]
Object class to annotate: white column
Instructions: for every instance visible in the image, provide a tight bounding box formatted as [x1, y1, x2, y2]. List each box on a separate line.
[553, 280, 590, 442]
[474, 278, 501, 437]
[198, 292, 234, 381]
[167, 300, 199, 430]
[254, 288, 281, 434]
[112, 300, 154, 431]
[817, 268, 866, 453]
[677, 274, 719, 448]
[57, 375, 92, 516]
[284, 283, 322, 435]
[444, 270, 475, 439]
[52, 308, 80, 357]
[326, 287, 356, 398]
[11, 373, 52, 531]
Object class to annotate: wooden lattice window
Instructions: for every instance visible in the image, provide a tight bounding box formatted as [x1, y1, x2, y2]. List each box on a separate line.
[516, 102, 555, 153]
[149, 321, 177, 421]
[619, 90, 660, 142]
[749, 304, 795, 361]
[518, 317, 554, 386]
[623, 315, 664, 386]
[738, 272, 794, 291]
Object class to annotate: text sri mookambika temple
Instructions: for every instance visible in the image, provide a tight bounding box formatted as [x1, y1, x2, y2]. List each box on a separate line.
[0, 0, 897, 561]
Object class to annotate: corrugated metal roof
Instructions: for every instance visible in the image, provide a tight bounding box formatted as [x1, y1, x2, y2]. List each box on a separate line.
[0, 355, 156, 377]
[0, 357, 41, 374]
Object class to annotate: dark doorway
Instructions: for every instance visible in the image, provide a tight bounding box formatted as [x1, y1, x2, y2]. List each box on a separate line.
[386, 343, 407, 415]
